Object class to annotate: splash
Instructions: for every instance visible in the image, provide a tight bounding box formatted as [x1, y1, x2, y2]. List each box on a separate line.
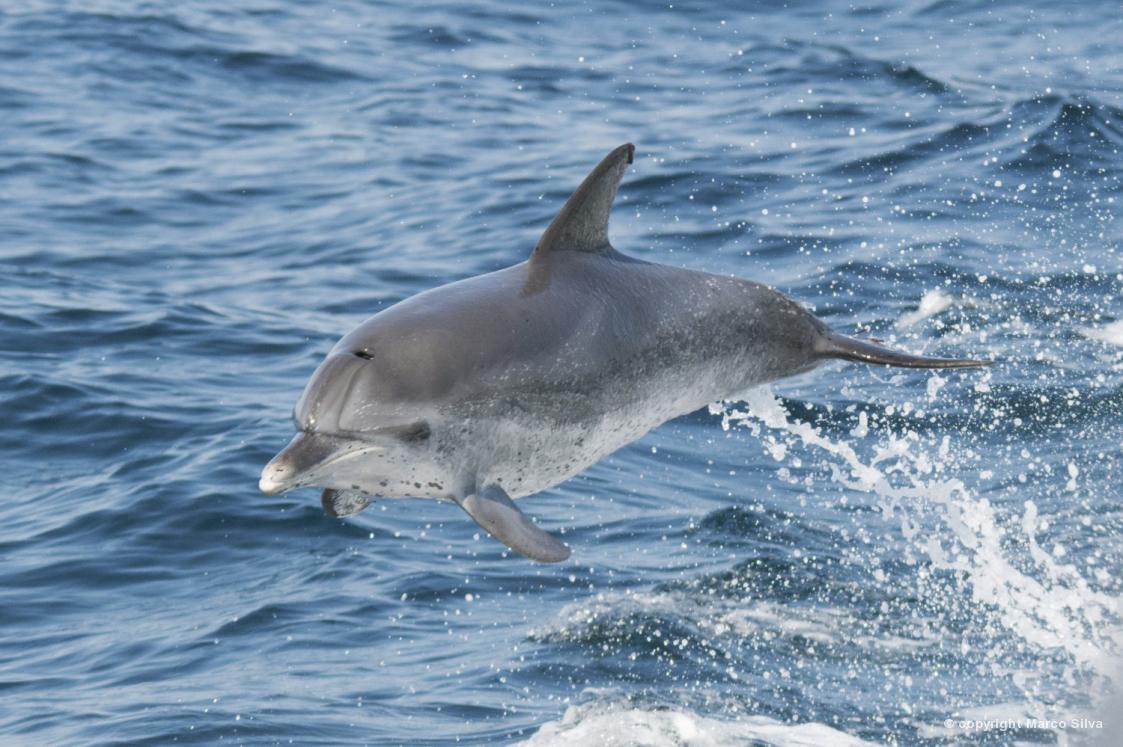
[520, 698, 875, 747]
[1080, 320, 1123, 348]
[895, 288, 955, 330]
[711, 387, 1122, 687]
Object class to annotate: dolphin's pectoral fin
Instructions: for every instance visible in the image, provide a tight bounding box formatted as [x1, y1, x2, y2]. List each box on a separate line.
[531, 143, 634, 258]
[455, 485, 571, 563]
[321, 488, 372, 518]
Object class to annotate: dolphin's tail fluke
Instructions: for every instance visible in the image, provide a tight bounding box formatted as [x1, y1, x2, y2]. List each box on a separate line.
[818, 331, 991, 369]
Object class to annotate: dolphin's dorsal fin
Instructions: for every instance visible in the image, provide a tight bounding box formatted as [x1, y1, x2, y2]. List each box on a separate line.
[532, 143, 634, 259]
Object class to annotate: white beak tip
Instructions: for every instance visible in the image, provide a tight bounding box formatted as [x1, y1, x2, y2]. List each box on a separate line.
[259, 472, 284, 495]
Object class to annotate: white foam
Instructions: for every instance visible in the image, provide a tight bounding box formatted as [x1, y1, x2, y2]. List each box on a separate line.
[707, 602, 934, 652]
[895, 288, 954, 329]
[532, 587, 939, 658]
[1079, 319, 1123, 347]
[521, 700, 874, 747]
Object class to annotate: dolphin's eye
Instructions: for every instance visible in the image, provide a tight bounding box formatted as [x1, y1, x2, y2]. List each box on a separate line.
[353, 349, 374, 360]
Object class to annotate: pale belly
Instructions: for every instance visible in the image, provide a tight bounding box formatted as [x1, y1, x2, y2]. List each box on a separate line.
[462, 356, 749, 498]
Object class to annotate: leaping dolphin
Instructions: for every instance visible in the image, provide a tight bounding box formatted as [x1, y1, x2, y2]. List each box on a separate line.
[260, 143, 988, 562]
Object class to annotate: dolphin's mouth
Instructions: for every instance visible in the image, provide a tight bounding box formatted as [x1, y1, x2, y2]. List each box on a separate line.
[259, 431, 382, 495]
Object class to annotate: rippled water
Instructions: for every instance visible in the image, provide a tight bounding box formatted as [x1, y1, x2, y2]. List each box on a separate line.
[2, 1, 1121, 744]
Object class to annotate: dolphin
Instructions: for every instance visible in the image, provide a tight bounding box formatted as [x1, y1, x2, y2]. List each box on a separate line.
[260, 143, 988, 562]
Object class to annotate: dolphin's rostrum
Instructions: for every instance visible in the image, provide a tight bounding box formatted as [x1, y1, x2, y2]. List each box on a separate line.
[261, 143, 989, 562]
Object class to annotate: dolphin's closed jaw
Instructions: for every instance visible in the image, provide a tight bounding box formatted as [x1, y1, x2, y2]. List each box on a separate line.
[259, 431, 382, 495]
[259, 431, 325, 495]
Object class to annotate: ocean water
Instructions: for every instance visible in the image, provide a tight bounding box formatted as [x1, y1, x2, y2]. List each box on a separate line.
[2, 0, 1121, 744]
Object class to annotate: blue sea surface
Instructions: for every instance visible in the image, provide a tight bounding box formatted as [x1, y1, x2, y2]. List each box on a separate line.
[2, 1, 1121, 744]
